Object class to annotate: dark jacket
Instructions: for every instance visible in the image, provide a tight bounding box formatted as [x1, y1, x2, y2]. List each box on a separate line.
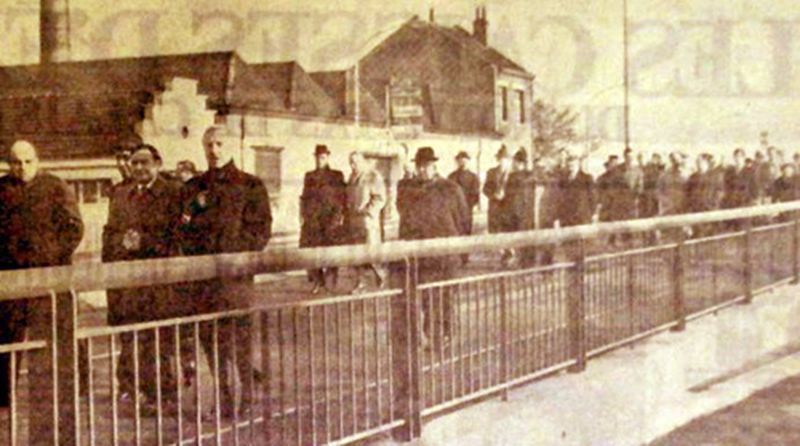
[616, 164, 644, 220]
[102, 176, 182, 323]
[177, 161, 272, 256]
[506, 170, 537, 231]
[772, 176, 799, 203]
[103, 177, 182, 262]
[722, 166, 755, 209]
[597, 167, 621, 222]
[397, 176, 469, 283]
[0, 172, 83, 270]
[299, 167, 346, 248]
[448, 168, 480, 210]
[657, 169, 686, 216]
[641, 164, 664, 218]
[686, 171, 719, 213]
[557, 171, 596, 227]
[176, 162, 272, 313]
[483, 166, 514, 233]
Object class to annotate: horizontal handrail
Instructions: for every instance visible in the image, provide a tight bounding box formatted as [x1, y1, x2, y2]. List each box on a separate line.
[1, 200, 799, 300]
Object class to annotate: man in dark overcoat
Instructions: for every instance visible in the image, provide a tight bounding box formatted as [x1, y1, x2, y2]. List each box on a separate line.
[103, 144, 182, 412]
[555, 155, 596, 228]
[300, 144, 346, 294]
[0, 140, 83, 408]
[177, 125, 272, 418]
[447, 151, 480, 264]
[483, 145, 514, 265]
[686, 155, 718, 237]
[396, 147, 469, 347]
[506, 149, 537, 266]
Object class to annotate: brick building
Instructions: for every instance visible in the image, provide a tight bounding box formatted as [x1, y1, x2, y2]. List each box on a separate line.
[0, 9, 534, 254]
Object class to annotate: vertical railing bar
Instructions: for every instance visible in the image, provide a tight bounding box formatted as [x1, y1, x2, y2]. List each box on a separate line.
[193, 322, 202, 446]
[309, 306, 317, 445]
[499, 276, 508, 400]
[467, 280, 474, 394]
[175, 324, 183, 446]
[110, 335, 118, 446]
[457, 282, 465, 397]
[361, 300, 369, 429]
[261, 311, 273, 446]
[348, 301, 356, 436]
[373, 298, 382, 427]
[87, 338, 95, 446]
[133, 330, 141, 446]
[155, 328, 163, 446]
[230, 318, 240, 446]
[335, 304, 344, 440]
[212, 320, 222, 446]
[744, 218, 754, 304]
[793, 217, 800, 284]
[292, 309, 301, 446]
[437, 286, 445, 404]
[425, 288, 433, 405]
[278, 309, 286, 444]
[323, 305, 331, 444]
[9, 350, 16, 446]
[387, 298, 395, 425]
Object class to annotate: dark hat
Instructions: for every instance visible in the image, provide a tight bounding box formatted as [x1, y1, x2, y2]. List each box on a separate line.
[455, 151, 470, 160]
[496, 145, 510, 159]
[414, 147, 438, 164]
[314, 144, 330, 156]
[604, 155, 619, 167]
[513, 149, 528, 163]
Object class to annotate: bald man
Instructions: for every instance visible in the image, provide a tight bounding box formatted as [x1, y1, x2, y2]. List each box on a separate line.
[0, 140, 83, 408]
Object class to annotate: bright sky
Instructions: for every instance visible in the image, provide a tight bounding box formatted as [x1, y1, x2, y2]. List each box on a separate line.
[2, 0, 799, 154]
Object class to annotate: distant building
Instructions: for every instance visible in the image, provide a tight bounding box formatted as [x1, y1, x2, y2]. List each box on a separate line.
[0, 9, 534, 254]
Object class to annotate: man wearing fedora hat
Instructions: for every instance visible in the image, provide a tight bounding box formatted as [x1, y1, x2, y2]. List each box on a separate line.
[483, 145, 515, 266]
[448, 151, 480, 264]
[397, 146, 469, 347]
[300, 144, 347, 294]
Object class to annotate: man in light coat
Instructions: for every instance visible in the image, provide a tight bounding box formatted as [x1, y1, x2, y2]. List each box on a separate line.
[346, 151, 387, 294]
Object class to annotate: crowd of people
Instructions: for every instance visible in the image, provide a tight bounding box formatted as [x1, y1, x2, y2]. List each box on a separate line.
[2, 129, 800, 418]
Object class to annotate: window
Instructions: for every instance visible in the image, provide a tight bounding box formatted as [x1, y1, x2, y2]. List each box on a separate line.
[500, 87, 508, 122]
[518, 90, 526, 123]
[253, 146, 283, 200]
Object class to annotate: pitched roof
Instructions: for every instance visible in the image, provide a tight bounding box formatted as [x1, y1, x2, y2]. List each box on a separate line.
[0, 52, 347, 159]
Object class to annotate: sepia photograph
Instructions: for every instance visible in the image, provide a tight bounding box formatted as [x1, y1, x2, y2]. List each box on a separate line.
[0, 0, 799, 444]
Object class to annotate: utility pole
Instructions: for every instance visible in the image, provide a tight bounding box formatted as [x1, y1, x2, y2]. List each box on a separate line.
[623, 0, 631, 150]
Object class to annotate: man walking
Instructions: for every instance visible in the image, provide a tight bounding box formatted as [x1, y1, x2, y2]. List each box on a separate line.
[0, 140, 83, 408]
[103, 144, 181, 414]
[300, 145, 347, 294]
[396, 147, 469, 347]
[177, 125, 272, 418]
[448, 151, 480, 264]
[345, 151, 387, 294]
[483, 145, 514, 266]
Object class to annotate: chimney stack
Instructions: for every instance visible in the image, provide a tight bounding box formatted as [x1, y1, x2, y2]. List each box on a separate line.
[429, 8, 435, 23]
[40, 0, 71, 63]
[473, 6, 488, 46]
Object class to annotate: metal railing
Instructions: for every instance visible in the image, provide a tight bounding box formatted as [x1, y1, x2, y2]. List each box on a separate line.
[1, 202, 800, 445]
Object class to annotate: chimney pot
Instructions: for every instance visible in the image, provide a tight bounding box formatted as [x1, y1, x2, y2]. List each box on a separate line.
[472, 5, 488, 45]
[429, 8, 435, 23]
[41, 0, 72, 63]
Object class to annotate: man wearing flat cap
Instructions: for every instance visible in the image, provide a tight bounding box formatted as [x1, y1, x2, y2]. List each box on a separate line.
[447, 151, 480, 264]
[396, 147, 469, 347]
[300, 145, 347, 294]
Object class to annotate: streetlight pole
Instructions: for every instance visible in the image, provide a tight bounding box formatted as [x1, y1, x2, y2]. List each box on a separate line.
[623, 0, 631, 150]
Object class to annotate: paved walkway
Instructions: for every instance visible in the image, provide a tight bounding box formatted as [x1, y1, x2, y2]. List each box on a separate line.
[374, 283, 800, 446]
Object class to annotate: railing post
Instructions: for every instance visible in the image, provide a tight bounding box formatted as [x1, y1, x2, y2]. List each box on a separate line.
[28, 290, 79, 446]
[743, 217, 753, 304]
[499, 276, 509, 401]
[671, 232, 686, 332]
[793, 217, 800, 285]
[392, 256, 422, 441]
[567, 238, 587, 373]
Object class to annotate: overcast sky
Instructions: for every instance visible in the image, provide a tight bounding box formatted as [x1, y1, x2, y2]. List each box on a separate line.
[2, 0, 799, 154]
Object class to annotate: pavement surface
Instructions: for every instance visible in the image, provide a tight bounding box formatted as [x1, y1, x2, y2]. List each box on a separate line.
[372, 283, 800, 446]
